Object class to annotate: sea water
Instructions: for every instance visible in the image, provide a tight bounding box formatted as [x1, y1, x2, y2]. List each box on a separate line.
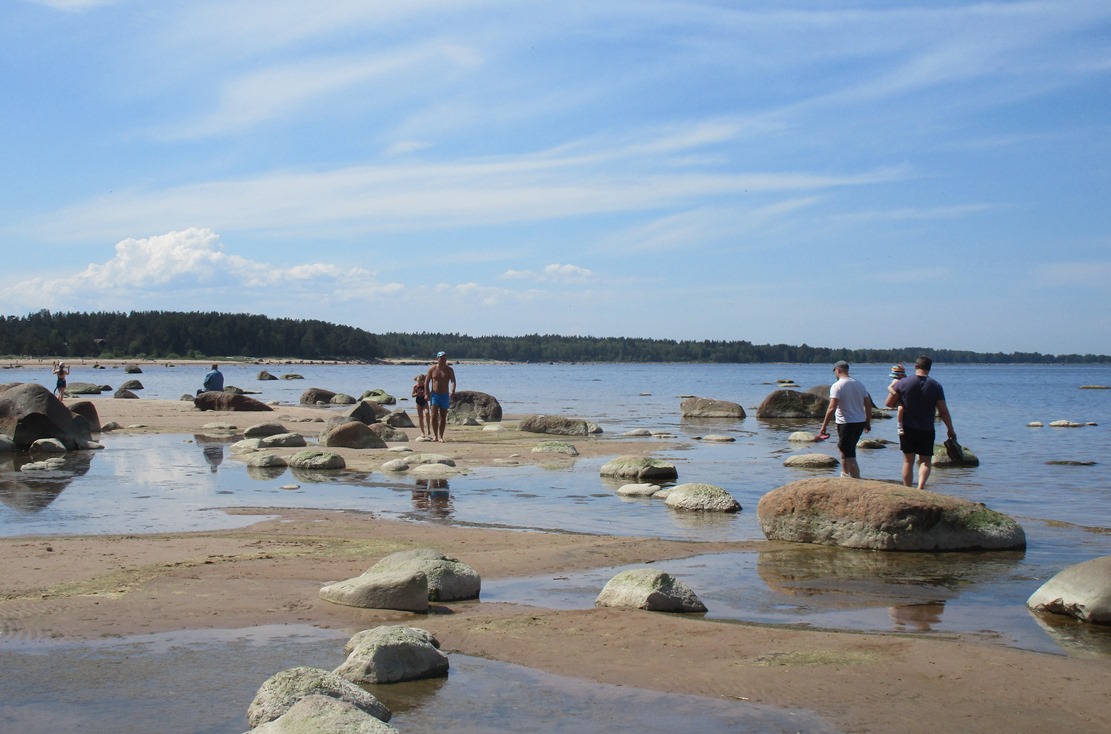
[2, 361, 1109, 732]
[2, 361, 1110, 648]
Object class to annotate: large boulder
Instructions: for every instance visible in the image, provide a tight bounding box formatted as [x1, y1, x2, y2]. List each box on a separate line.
[664, 483, 741, 513]
[193, 392, 273, 412]
[385, 409, 415, 428]
[756, 389, 828, 419]
[61, 382, 103, 396]
[319, 569, 429, 612]
[367, 423, 408, 442]
[0, 383, 94, 450]
[757, 477, 1026, 551]
[334, 626, 449, 685]
[119, 379, 144, 390]
[599, 455, 678, 481]
[518, 414, 591, 436]
[344, 400, 389, 425]
[243, 421, 289, 438]
[67, 400, 101, 434]
[360, 388, 396, 405]
[288, 450, 346, 470]
[320, 421, 388, 449]
[595, 569, 707, 613]
[1027, 556, 1111, 625]
[366, 549, 480, 602]
[246, 666, 391, 729]
[680, 397, 746, 419]
[448, 390, 503, 424]
[300, 387, 337, 405]
[258, 432, 308, 448]
[248, 695, 398, 733]
[113, 388, 140, 399]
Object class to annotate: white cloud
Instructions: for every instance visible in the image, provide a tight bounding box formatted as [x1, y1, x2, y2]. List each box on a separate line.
[2, 228, 400, 311]
[499, 263, 594, 282]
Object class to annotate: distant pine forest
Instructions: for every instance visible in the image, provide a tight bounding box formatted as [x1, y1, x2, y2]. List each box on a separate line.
[2, 310, 1108, 364]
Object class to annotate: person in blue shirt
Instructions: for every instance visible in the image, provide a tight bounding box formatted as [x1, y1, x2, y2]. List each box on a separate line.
[200, 364, 224, 394]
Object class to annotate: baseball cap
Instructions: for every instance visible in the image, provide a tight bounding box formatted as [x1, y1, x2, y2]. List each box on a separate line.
[436, 351, 446, 357]
[833, 360, 849, 371]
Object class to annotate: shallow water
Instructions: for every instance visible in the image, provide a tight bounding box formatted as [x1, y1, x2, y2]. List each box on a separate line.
[1, 362, 1110, 729]
[0, 625, 837, 734]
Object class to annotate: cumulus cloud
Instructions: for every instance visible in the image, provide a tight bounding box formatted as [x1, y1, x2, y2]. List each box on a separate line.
[499, 263, 594, 282]
[2, 228, 399, 311]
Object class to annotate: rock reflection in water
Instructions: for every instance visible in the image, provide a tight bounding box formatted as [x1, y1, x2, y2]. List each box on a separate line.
[0, 452, 94, 512]
[756, 544, 1025, 614]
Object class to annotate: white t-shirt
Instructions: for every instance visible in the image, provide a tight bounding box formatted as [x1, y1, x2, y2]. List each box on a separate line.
[830, 377, 869, 424]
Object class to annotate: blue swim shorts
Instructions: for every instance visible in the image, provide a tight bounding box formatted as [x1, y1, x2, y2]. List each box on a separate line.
[429, 391, 451, 410]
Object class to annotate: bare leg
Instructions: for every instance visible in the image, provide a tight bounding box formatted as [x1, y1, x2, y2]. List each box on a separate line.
[917, 456, 933, 490]
[901, 453, 915, 487]
[843, 456, 860, 479]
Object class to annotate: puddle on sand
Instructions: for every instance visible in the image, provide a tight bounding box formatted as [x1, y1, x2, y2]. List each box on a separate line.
[0, 625, 838, 734]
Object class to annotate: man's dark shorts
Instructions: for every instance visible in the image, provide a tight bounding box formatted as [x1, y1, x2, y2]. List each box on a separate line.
[900, 427, 935, 457]
[837, 422, 867, 457]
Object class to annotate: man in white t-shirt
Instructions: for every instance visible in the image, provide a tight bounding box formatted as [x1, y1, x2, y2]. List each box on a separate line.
[818, 360, 873, 478]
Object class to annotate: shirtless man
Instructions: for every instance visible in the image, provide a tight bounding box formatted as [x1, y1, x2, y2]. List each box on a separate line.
[425, 351, 457, 442]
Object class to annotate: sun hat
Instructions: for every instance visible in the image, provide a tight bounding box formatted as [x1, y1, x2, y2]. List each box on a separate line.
[889, 364, 906, 379]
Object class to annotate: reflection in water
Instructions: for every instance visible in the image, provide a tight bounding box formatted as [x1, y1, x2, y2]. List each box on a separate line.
[411, 478, 453, 520]
[202, 445, 224, 473]
[0, 452, 94, 513]
[1028, 610, 1111, 660]
[890, 602, 946, 631]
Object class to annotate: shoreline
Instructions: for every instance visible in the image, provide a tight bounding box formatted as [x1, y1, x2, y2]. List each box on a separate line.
[2, 398, 1110, 731]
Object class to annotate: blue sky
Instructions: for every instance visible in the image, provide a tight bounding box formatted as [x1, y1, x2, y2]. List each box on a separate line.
[2, 1, 1110, 355]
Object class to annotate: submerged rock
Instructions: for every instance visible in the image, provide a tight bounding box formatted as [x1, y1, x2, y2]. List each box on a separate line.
[599, 455, 678, 481]
[664, 483, 741, 513]
[680, 397, 746, 419]
[334, 625, 449, 685]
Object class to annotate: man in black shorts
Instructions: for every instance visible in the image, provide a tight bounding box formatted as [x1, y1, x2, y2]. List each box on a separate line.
[885, 355, 956, 490]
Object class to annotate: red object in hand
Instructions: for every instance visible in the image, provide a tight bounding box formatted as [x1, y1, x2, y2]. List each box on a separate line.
[817, 431, 830, 440]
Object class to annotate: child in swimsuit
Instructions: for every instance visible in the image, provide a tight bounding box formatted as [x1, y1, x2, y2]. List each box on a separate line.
[412, 374, 430, 439]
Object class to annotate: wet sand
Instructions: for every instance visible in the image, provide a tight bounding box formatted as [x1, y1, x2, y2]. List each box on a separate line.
[3, 398, 1110, 732]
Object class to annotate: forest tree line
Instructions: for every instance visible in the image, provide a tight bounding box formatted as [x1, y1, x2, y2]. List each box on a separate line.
[1, 310, 1107, 364]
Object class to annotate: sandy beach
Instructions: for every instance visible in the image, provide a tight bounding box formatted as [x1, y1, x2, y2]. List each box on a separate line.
[3, 396, 1110, 732]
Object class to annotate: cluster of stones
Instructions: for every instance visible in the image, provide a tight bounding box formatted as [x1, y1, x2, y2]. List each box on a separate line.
[244, 625, 448, 733]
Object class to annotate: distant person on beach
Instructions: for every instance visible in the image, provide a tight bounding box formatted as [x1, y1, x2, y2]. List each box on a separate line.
[412, 373, 431, 439]
[818, 360, 873, 479]
[425, 351, 457, 442]
[199, 364, 223, 395]
[51, 361, 69, 401]
[885, 355, 956, 490]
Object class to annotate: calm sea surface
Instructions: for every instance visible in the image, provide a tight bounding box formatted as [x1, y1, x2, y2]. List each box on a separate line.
[2, 361, 1110, 652]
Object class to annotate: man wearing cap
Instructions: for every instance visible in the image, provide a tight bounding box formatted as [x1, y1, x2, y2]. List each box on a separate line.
[818, 360, 873, 479]
[885, 355, 956, 490]
[425, 351, 457, 442]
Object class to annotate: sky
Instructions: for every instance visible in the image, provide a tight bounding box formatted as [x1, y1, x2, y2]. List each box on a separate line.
[1, 1, 1110, 355]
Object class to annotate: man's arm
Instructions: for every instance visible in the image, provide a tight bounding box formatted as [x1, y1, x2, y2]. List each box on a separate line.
[448, 367, 457, 397]
[819, 398, 837, 435]
[864, 393, 873, 432]
[936, 399, 956, 439]
[884, 385, 901, 409]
